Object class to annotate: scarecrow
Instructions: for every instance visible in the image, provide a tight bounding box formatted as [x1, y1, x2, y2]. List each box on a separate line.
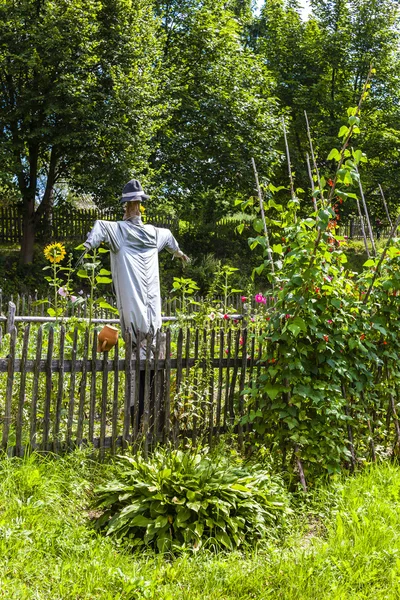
[83, 179, 190, 424]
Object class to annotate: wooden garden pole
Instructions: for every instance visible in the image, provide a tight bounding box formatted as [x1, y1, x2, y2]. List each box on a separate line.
[355, 196, 370, 258]
[306, 153, 318, 213]
[281, 117, 296, 207]
[378, 184, 392, 227]
[251, 158, 274, 276]
[355, 165, 376, 255]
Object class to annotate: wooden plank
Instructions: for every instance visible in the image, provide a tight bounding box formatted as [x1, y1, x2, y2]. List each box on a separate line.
[99, 349, 109, 458]
[228, 329, 241, 425]
[238, 328, 247, 450]
[192, 328, 199, 443]
[174, 328, 183, 443]
[123, 330, 132, 448]
[76, 328, 89, 446]
[246, 332, 256, 438]
[7, 302, 15, 333]
[0, 354, 263, 375]
[66, 328, 78, 448]
[111, 340, 119, 454]
[143, 334, 152, 456]
[163, 328, 171, 442]
[223, 328, 232, 427]
[200, 328, 208, 436]
[208, 328, 215, 447]
[15, 324, 30, 456]
[54, 326, 65, 452]
[42, 327, 54, 450]
[132, 333, 141, 443]
[153, 330, 161, 445]
[89, 330, 98, 444]
[30, 326, 43, 449]
[215, 328, 224, 439]
[184, 328, 191, 433]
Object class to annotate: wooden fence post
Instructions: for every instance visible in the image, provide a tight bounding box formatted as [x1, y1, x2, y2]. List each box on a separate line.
[7, 302, 15, 333]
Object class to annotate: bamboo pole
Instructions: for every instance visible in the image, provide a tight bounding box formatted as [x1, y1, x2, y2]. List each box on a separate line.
[355, 165, 376, 255]
[378, 184, 392, 227]
[251, 158, 274, 276]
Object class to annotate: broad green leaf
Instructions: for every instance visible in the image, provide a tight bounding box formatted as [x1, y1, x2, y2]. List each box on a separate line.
[265, 384, 281, 401]
[327, 148, 341, 161]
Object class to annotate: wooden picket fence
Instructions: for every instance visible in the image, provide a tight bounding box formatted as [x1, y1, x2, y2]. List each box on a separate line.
[0, 206, 178, 243]
[0, 324, 261, 457]
[0, 292, 273, 324]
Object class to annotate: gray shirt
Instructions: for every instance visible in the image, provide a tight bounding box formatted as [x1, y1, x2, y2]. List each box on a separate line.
[85, 216, 182, 342]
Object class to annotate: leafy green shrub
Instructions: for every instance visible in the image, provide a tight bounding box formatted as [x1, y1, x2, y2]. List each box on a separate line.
[94, 448, 290, 552]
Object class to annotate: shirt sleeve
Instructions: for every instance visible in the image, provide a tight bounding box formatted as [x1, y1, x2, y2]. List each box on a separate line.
[155, 227, 182, 257]
[84, 220, 123, 253]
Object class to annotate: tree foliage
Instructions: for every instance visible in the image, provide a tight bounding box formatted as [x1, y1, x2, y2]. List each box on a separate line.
[252, 0, 400, 220]
[151, 0, 282, 222]
[0, 0, 163, 262]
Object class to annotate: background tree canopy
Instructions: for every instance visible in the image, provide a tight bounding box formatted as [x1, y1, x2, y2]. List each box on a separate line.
[0, 0, 399, 263]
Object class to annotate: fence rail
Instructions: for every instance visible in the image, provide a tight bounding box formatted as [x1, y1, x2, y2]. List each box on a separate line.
[0, 292, 270, 323]
[0, 206, 178, 243]
[0, 324, 259, 457]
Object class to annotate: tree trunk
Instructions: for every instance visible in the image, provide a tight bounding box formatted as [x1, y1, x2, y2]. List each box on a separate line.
[20, 197, 36, 264]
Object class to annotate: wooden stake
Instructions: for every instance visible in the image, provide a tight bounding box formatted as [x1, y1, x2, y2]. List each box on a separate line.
[251, 158, 275, 275]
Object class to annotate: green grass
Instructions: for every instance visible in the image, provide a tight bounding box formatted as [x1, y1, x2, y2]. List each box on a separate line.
[1, 451, 400, 599]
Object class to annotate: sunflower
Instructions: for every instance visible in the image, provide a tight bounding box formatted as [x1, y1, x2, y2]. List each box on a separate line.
[44, 242, 67, 264]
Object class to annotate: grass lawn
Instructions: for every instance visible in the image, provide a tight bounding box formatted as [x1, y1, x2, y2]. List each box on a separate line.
[1, 451, 400, 599]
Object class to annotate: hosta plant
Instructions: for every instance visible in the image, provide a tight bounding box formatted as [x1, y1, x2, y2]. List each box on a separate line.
[94, 448, 290, 552]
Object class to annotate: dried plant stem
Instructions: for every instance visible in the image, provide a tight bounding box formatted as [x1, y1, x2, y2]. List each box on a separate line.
[355, 196, 370, 258]
[363, 212, 400, 304]
[294, 444, 307, 492]
[304, 111, 324, 206]
[379, 184, 392, 227]
[281, 117, 296, 204]
[251, 158, 275, 275]
[355, 165, 376, 255]
[306, 153, 318, 213]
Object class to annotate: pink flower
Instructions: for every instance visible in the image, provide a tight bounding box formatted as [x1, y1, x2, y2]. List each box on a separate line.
[225, 348, 229, 354]
[239, 337, 244, 346]
[233, 319, 238, 324]
[254, 293, 266, 304]
[327, 319, 333, 324]
[70, 295, 78, 304]
[223, 314, 229, 320]
[285, 314, 291, 319]
[57, 287, 68, 297]
[241, 296, 247, 302]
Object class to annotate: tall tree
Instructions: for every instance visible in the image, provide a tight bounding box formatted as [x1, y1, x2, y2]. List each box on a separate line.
[0, 0, 163, 263]
[152, 0, 281, 222]
[253, 0, 400, 215]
